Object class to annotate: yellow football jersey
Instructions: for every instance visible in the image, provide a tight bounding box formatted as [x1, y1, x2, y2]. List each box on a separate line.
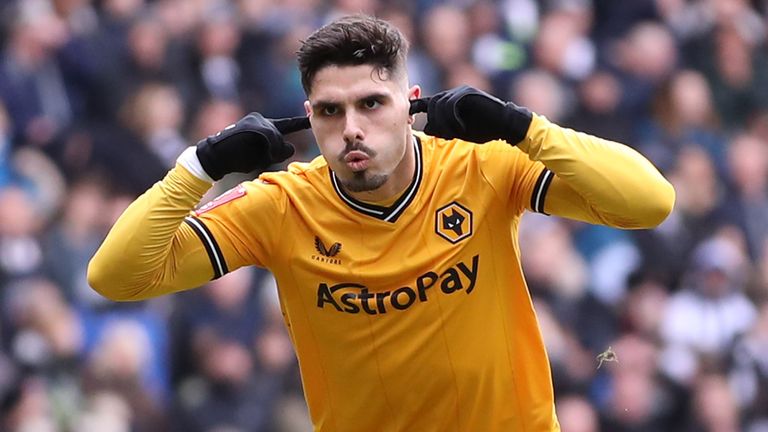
[187, 133, 557, 431]
[88, 114, 674, 432]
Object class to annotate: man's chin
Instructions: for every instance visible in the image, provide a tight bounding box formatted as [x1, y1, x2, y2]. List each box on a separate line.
[339, 172, 388, 193]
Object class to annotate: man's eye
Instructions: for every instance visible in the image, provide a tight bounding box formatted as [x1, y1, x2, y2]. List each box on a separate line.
[363, 99, 380, 109]
[322, 106, 338, 116]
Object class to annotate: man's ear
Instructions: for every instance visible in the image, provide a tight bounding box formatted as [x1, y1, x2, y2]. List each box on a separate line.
[408, 85, 421, 100]
[407, 85, 421, 124]
[304, 100, 312, 116]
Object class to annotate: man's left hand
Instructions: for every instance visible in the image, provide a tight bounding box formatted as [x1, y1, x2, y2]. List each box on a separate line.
[414, 85, 533, 145]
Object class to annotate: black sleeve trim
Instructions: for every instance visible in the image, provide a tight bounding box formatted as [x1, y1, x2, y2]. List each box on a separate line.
[183, 216, 229, 279]
[530, 168, 554, 215]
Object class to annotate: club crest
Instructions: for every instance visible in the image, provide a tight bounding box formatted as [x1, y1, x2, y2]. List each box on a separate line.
[435, 201, 473, 244]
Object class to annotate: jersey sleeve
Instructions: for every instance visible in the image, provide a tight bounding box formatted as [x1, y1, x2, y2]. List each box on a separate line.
[517, 114, 675, 228]
[88, 165, 216, 300]
[87, 165, 284, 301]
[474, 114, 674, 228]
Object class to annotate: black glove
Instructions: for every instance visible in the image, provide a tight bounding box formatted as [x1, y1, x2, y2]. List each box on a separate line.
[412, 85, 533, 145]
[196, 112, 307, 181]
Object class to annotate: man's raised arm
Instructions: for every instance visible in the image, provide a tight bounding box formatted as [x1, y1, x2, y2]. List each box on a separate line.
[87, 112, 297, 301]
[417, 86, 675, 228]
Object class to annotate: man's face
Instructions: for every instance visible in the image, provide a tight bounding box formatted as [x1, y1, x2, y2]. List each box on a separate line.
[305, 64, 420, 194]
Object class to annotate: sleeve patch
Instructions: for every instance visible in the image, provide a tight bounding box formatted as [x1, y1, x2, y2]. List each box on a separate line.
[195, 184, 246, 216]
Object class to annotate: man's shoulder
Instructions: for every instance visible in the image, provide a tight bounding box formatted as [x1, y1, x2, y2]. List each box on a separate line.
[290, 154, 329, 172]
[258, 155, 326, 179]
[249, 155, 330, 195]
[414, 131, 516, 163]
[415, 130, 512, 148]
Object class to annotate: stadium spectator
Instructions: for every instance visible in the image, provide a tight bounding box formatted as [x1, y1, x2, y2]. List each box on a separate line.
[660, 233, 758, 385]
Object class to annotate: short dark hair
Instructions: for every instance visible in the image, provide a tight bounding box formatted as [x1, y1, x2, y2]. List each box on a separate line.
[297, 15, 409, 95]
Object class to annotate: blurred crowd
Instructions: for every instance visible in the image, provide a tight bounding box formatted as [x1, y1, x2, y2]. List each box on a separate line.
[0, 0, 767, 431]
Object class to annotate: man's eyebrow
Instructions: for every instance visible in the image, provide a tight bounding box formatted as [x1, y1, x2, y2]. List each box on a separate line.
[311, 100, 339, 111]
[356, 92, 391, 101]
[311, 92, 392, 110]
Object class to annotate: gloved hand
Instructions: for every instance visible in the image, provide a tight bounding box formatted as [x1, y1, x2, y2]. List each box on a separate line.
[196, 113, 308, 181]
[411, 85, 533, 145]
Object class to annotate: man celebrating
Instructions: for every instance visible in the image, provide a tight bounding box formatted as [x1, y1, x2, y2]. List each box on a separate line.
[88, 15, 674, 431]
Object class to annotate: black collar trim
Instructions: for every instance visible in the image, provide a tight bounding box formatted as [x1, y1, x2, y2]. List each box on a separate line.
[330, 136, 423, 223]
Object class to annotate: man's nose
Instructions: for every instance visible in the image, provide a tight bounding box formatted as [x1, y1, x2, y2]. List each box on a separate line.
[342, 111, 364, 144]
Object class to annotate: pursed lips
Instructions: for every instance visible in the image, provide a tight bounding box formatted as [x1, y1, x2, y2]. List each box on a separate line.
[343, 150, 370, 171]
[339, 143, 377, 172]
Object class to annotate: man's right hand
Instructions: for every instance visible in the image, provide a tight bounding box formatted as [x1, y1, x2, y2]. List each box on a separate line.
[196, 112, 297, 181]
